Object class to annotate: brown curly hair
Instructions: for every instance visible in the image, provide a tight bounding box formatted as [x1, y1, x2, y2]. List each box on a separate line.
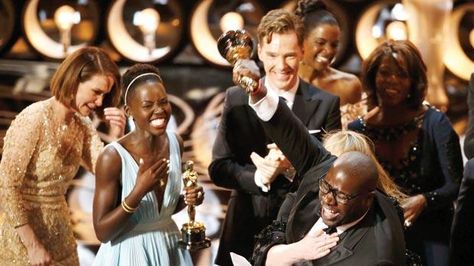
[257, 9, 304, 46]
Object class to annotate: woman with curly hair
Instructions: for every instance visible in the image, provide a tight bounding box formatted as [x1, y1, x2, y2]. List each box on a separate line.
[348, 40, 463, 266]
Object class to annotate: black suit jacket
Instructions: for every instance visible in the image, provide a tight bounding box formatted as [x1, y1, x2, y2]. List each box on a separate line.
[449, 159, 474, 265]
[209, 79, 341, 265]
[252, 100, 406, 266]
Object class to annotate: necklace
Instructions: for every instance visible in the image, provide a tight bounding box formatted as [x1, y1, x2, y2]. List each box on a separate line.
[358, 112, 425, 142]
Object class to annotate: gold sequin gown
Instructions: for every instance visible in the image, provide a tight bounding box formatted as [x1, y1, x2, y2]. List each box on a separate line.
[0, 98, 103, 265]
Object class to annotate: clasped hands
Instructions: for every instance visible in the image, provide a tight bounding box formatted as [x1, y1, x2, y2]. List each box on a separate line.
[251, 143, 293, 188]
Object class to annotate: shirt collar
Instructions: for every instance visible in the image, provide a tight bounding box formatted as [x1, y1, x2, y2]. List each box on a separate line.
[264, 77, 299, 106]
[313, 207, 369, 235]
[335, 209, 368, 234]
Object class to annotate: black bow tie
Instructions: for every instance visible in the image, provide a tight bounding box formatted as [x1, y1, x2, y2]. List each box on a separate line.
[323, 226, 337, 234]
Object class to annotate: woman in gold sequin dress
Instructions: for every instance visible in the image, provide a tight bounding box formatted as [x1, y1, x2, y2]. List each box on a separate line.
[0, 47, 122, 265]
[296, 0, 365, 129]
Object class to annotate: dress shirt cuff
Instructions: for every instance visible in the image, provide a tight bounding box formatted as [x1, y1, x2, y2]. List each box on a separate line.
[254, 170, 271, 192]
[249, 87, 279, 122]
[282, 167, 296, 182]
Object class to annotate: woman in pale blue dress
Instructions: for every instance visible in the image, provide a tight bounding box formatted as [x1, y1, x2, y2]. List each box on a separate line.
[92, 64, 202, 265]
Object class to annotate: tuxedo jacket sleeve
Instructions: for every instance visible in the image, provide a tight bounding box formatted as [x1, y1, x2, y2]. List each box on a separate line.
[449, 159, 474, 265]
[209, 87, 269, 194]
[261, 99, 336, 178]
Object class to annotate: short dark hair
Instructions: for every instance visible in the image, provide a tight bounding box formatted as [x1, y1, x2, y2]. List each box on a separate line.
[295, 0, 339, 39]
[122, 64, 164, 105]
[362, 40, 427, 109]
[50, 46, 121, 116]
[257, 9, 304, 46]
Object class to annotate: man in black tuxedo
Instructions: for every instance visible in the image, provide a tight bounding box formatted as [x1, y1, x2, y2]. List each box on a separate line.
[450, 159, 474, 266]
[233, 60, 405, 265]
[450, 73, 474, 265]
[209, 9, 341, 266]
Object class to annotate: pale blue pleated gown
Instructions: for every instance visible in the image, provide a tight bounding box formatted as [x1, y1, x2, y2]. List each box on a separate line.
[93, 132, 193, 266]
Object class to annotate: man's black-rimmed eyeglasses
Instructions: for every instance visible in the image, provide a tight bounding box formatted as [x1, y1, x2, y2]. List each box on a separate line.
[319, 178, 363, 205]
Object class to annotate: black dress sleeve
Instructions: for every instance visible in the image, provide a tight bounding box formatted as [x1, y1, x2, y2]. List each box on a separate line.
[422, 110, 462, 211]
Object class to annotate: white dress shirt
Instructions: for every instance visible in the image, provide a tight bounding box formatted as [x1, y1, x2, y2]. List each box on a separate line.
[253, 78, 299, 192]
[309, 209, 369, 236]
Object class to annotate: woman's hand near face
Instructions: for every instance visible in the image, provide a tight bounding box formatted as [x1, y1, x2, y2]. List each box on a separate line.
[104, 107, 127, 139]
[135, 158, 169, 196]
[184, 186, 204, 206]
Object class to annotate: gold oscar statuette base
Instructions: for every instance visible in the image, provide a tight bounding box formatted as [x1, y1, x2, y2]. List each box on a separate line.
[178, 221, 211, 251]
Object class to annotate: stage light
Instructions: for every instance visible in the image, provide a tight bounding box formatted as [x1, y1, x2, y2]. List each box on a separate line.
[190, 0, 264, 67]
[133, 8, 160, 55]
[444, 2, 474, 81]
[0, 0, 18, 56]
[391, 3, 408, 21]
[386, 21, 408, 40]
[54, 5, 81, 53]
[220, 12, 245, 32]
[106, 0, 184, 63]
[355, 0, 407, 59]
[279, 0, 351, 67]
[22, 0, 100, 60]
[54, 5, 80, 31]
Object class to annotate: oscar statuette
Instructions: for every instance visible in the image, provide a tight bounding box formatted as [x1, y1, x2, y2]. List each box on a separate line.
[217, 29, 258, 94]
[178, 160, 211, 251]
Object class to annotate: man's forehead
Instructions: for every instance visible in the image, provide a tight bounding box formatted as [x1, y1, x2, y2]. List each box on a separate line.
[260, 32, 301, 50]
[326, 166, 361, 192]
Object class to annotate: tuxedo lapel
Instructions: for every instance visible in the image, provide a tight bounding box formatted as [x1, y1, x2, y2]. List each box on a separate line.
[292, 81, 321, 126]
[287, 189, 321, 243]
[314, 228, 368, 265]
[314, 207, 374, 265]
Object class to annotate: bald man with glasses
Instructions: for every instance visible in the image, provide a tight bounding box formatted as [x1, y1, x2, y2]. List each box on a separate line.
[234, 60, 406, 266]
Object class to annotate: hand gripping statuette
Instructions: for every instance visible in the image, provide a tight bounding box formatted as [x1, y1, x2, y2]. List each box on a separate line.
[178, 160, 211, 251]
[217, 29, 258, 94]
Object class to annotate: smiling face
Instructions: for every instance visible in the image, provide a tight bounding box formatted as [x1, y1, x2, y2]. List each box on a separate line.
[126, 80, 171, 136]
[319, 153, 376, 227]
[258, 31, 303, 91]
[303, 24, 340, 72]
[74, 74, 114, 116]
[375, 55, 411, 107]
